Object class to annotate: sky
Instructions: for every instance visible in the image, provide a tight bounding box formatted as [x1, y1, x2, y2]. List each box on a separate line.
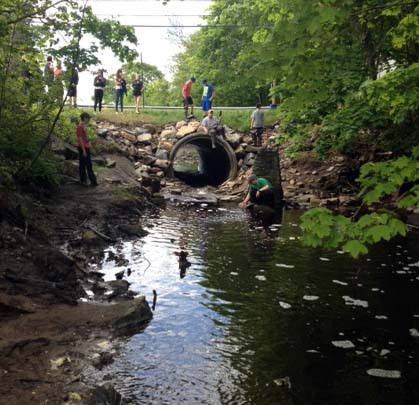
[77, 0, 213, 105]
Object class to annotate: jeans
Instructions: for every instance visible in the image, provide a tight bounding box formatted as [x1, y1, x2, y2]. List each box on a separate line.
[94, 89, 104, 112]
[251, 127, 263, 146]
[249, 188, 275, 207]
[78, 148, 97, 185]
[115, 88, 124, 112]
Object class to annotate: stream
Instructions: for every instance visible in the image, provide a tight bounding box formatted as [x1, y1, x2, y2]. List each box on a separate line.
[93, 205, 419, 404]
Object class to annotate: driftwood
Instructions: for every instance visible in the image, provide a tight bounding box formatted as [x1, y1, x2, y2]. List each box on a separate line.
[86, 225, 116, 243]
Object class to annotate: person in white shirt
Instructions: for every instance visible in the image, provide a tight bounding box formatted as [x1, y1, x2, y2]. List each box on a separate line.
[201, 109, 225, 149]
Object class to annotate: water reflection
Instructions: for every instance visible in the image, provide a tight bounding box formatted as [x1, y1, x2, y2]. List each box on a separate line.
[93, 206, 419, 405]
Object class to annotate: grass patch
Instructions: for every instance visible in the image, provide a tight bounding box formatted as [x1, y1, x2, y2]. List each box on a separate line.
[88, 108, 279, 133]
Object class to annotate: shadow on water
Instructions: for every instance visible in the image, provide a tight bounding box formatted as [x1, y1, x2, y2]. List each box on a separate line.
[90, 205, 419, 405]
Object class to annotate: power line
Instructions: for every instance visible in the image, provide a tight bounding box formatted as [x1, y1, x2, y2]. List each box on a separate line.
[95, 14, 210, 17]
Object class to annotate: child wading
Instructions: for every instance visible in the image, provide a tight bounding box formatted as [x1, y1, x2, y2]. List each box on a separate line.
[77, 112, 97, 186]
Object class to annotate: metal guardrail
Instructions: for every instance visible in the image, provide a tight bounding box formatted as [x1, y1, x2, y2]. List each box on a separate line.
[75, 104, 276, 111]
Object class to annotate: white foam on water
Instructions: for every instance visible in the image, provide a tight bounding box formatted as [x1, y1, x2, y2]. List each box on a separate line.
[303, 295, 319, 301]
[371, 288, 380, 291]
[289, 237, 296, 240]
[342, 296, 368, 308]
[366, 369, 401, 379]
[409, 328, 419, 338]
[380, 349, 391, 356]
[408, 261, 419, 267]
[255, 275, 266, 281]
[306, 349, 319, 353]
[375, 315, 388, 320]
[319, 257, 330, 261]
[276, 263, 295, 269]
[332, 340, 355, 349]
[279, 301, 292, 309]
[333, 280, 348, 286]
[230, 272, 238, 276]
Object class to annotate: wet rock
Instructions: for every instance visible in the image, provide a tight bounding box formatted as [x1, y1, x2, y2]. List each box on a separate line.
[90, 383, 123, 405]
[137, 133, 153, 144]
[115, 270, 124, 280]
[82, 230, 102, 245]
[140, 155, 156, 166]
[106, 280, 130, 296]
[91, 352, 114, 370]
[111, 296, 153, 335]
[244, 145, 262, 153]
[118, 224, 148, 238]
[243, 153, 256, 167]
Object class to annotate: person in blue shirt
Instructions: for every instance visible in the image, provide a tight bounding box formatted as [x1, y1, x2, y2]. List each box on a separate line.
[201, 79, 215, 114]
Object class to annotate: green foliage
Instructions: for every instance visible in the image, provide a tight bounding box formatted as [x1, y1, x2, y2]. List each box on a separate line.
[300, 148, 419, 258]
[300, 208, 407, 258]
[0, 1, 139, 190]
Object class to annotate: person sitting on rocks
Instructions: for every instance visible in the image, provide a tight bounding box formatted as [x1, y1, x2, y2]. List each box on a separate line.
[201, 109, 225, 149]
[240, 174, 275, 208]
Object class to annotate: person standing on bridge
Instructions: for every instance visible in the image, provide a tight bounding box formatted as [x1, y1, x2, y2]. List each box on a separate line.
[201, 79, 215, 115]
[182, 77, 196, 118]
[240, 174, 275, 208]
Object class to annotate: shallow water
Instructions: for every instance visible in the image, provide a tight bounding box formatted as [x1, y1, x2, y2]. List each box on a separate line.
[96, 206, 419, 405]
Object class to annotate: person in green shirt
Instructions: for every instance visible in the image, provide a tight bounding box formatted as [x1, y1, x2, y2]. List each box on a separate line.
[240, 174, 275, 208]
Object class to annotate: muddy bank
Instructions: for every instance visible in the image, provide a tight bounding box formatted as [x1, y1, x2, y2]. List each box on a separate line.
[0, 149, 157, 404]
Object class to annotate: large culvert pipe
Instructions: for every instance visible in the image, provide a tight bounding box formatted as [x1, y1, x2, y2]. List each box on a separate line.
[168, 133, 238, 186]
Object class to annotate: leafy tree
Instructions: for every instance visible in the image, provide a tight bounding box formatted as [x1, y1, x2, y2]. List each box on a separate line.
[0, 0, 138, 188]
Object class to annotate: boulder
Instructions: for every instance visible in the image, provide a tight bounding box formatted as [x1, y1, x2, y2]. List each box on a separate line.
[244, 145, 262, 153]
[137, 133, 153, 144]
[119, 131, 137, 143]
[92, 156, 107, 166]
[161, 128, 177, 139]
[63, 144, 79, 160]
[176, 123, 199, 138]
[143, 123, 157, 134]
[158, 141, 174, 151]
[243, 152, 256, 166]
[176, 120, 187, 130]
[97, 128, 109, 138]
[155, 149, 169, 160]
[106, 159, 116, 168]
[153, 159, 170, 170]
[234, 145, 246, 159]
[82, 230, 102, 245]
[62, 160, 79, 178]
[226, 133, 243, 149]
[134, 127, 146, 135]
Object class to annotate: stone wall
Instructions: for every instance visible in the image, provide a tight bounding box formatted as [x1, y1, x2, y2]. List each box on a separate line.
[252, 148, 283, 203]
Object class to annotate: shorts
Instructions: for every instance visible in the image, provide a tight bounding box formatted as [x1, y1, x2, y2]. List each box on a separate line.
[133, 91, 142, 97]
[68, 86, 77, 97]
[183, 96, 193, 106]
[202, 98, 212, 112]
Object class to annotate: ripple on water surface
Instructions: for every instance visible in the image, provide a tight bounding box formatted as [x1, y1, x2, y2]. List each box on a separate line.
[93, 206, 419, 405]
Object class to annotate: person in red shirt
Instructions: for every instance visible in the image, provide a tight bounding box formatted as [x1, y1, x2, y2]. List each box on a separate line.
[182, 77, 196, 118]
[76, 112, 97, 186]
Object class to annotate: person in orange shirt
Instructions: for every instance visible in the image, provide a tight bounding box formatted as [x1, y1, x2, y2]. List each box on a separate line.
[182, 77, 196, 118]
[76, 112, 97, 186]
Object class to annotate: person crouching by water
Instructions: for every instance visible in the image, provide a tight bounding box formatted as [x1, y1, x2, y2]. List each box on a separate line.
[77, 112, 98, 187]
[201, 109, 225, 149]
[240, 174, 274, 208]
